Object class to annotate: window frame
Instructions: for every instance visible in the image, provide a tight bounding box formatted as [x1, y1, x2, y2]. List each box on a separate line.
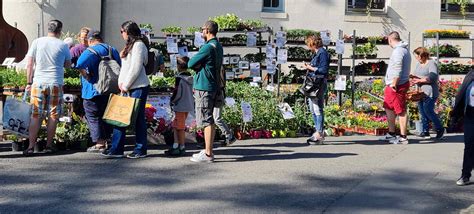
[262, 0, 285, 13]
[346, 0, 387, 15]
[440, 0, 474, 19]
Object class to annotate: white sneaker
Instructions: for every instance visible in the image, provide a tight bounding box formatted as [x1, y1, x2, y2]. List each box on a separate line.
[190, 150, 214, 163]
[379, 133, 397, 141]
[389, 136, 409, 144]
[192, 150, 206, 158]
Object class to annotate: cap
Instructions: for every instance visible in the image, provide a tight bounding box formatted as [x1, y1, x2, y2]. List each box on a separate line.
[87, 30, 102, 41]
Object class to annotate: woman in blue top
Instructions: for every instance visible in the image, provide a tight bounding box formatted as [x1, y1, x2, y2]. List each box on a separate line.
[450, 70, 474, 186]
[303, 35, 330, 145]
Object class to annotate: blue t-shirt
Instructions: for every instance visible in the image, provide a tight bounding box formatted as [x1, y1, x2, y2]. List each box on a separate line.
[26, 37, 72, 85]
[75, 43, 121, 99]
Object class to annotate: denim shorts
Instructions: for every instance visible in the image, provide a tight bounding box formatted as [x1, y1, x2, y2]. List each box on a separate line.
[30, 84, 63, 120]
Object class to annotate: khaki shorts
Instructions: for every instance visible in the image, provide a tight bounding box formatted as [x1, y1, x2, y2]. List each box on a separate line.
[194, 90, 220, 127]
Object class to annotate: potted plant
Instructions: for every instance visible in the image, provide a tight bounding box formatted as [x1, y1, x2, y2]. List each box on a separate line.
[210, 13, 242, 31]
[161, 26, 182, 36]
[363, 42, 378, 59]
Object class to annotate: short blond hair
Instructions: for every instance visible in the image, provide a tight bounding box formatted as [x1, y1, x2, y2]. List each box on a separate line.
[78, 27, 91, 43]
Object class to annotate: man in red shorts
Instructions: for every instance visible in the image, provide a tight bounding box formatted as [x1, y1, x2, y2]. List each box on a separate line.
[379, 32, 411, 144]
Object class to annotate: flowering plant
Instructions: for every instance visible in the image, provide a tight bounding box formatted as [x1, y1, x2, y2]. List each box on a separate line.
[424, 29, 470, 38]
[145, 104, 172, 135]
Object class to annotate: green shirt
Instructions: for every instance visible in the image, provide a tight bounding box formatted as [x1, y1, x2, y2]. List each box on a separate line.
[188, 38, 223, 92]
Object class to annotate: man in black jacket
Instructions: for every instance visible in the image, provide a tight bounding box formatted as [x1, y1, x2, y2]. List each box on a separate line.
[450, 69, 474, 186]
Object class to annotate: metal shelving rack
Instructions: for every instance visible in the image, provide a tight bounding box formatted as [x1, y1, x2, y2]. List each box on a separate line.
[421, 32, 474, 65]
[149, 28, 273, 79]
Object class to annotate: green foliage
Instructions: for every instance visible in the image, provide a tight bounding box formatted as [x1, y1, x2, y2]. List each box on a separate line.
[139, 23, 154, 33]
[428, 44, 460, 57]
[285, 29, 319, 41]
[64, 68, 80, 79]
[55, 113, 90, 143]
[210, 13, 241, 30]
[64, 77, 81, 87]
[242, 19, 267, 29]
[243, 53, 266, 63]
[0, 68, 27, 87]
[353, 42, 378, 57]
[439, 60, 472, 74]
[287, 46, 312, 60]
[149, 76, 175, 88]
[187, 26, 200, 34]
[161, 26, 182, 35]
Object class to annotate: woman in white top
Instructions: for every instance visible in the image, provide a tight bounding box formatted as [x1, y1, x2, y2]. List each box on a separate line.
[102, 20, 150, 159]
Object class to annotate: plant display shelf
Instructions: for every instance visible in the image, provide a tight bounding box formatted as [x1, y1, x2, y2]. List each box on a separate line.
[422, 32, 474, 64]
[347, 30, 411, 109]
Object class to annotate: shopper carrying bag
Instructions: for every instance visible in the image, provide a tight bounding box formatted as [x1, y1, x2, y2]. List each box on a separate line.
[103, 93, 139, 127]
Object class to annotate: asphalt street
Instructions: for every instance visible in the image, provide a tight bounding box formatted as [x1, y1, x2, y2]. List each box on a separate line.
[0, 134, 472, 214]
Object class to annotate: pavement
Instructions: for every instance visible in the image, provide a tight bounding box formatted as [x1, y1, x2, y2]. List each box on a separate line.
[0, 134, 472, 214]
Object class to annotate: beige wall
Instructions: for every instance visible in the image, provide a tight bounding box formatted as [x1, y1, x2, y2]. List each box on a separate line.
[3, 0, 101, 45]
[5, 0, 474, 60]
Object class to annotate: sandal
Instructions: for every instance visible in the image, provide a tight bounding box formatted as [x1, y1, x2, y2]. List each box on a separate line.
[23, 148, 34, 157]
[87, 144, 107, 153]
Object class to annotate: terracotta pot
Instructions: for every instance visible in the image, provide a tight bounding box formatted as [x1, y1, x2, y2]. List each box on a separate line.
[336, 128, 345, 136]
[375, 128, 389, 136]
[235, 130, 248, 140]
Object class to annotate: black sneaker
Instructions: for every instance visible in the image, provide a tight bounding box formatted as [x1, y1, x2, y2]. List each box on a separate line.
[101, 150, 124, 159]
[435, 128, 445, 140]
[165, 147, 185, 156]
[456, 177, 470, 186]
[126, 152, 147, 159]
[417, 132, 431, 139]
[222, 134, 237, 147]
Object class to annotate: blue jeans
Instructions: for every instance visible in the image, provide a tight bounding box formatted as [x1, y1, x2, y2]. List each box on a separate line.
[417, 96, 443, 132]
[308, 96, 324, 134]
[109, 86, 149, 155]
[83, 95, 111, 142]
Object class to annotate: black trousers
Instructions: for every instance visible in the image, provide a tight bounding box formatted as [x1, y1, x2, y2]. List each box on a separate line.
[462, 107, 474, 178]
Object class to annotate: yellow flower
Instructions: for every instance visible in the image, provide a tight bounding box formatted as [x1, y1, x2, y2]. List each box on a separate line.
[145, 103, 152, 108]
[371, 105, 379, 111]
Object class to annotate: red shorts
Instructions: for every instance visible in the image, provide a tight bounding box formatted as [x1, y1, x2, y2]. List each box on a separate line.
[383, 82, 409, 115]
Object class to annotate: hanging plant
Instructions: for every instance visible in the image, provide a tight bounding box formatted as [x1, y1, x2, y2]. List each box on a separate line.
[454, 0, 469, 19]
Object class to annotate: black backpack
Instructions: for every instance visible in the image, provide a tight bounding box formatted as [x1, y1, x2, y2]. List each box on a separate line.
[145, 50, 156, 75]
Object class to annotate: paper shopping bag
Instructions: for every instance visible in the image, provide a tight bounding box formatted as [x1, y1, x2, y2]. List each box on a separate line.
[3, 94, 32, 137]
[103, 94, 139, 127]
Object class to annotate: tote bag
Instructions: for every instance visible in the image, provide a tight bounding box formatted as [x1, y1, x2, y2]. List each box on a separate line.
[103, 93, 139, 127]
[3, 93, 32, 137]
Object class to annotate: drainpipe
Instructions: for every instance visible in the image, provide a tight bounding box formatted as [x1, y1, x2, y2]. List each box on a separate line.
[100, 0, 105, 33]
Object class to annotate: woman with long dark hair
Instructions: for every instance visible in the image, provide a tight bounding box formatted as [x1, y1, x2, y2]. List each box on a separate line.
[102, 20, 150, 159]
